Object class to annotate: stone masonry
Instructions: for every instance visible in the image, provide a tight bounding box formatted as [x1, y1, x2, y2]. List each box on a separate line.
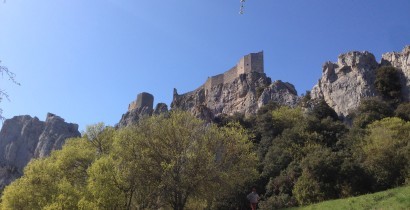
[128, 92, 154, 111]
[204, 51, 264, 92]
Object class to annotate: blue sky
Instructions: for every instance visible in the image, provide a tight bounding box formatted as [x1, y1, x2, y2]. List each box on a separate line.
[1, 0, 409, 131]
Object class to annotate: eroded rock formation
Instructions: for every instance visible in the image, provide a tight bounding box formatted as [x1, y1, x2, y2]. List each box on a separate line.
[0, 113, 80, 190]
[311, 46, 410, 117]
[171, 52, 299, 119]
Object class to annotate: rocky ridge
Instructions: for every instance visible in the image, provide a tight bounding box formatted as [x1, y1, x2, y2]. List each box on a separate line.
[0, 113, 80, 189]
[311, 46, 410, 118]
[171, 52, 299, 120]
[171, 73, 298, 120]
[118, 52, 299, 126]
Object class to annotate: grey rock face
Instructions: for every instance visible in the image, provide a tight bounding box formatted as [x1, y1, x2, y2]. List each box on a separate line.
[171, 52, 299, 120]
[117, 106, 153, 128]
[120, 52, 298, 125]
[172, 72, 299, 120]
[0, 113, 80, 190]
[34, 113, 80, 158]
[381, 46, 410, 101]
[311, 46, 410, 117]
[258, 80, 299, 108]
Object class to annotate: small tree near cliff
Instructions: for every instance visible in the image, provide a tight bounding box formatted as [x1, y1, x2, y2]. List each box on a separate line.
[0, 62, 20, 121]
[359, 117, 410, 190]
[374, 66, 402, 103]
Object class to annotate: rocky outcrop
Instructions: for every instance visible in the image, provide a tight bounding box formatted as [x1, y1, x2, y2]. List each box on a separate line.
[0, 113, 80, 190]
[381, 46, 410, 101]
[117, 92, 168, 128]
[311, 46, 410, 117]
[171, 53, 299, 119]
[258, 80, 298, 108]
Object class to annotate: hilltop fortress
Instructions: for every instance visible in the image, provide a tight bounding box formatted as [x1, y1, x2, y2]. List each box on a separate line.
[118, 51, 299, 127]
[171, 51, 298, 120]
[204, 51, 264, 92]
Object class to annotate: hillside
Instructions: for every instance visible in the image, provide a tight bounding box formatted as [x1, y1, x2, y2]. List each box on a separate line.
[1, 46, 410, 209]
[287, 185, 410, 210]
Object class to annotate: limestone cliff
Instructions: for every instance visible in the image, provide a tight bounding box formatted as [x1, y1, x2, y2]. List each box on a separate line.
[0, 113, 80, 190]
[171, 52, 299, 119]
[311, 46, 410, 117]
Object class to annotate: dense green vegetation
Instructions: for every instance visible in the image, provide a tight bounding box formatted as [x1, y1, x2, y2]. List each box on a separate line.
[1, 66, 410, 209]
[287, 185, 410, 210]
[1, 112, 257, 210]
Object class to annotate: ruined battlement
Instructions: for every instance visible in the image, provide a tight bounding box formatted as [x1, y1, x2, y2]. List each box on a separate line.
[204, 51, 264, 91]
[128, 92, 154, 111]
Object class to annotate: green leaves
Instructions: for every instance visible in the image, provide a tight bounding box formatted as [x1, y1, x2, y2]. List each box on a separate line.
[359, 117, 410, 189]
[1, 112, 257, 210]
[375, 66, 402, 102]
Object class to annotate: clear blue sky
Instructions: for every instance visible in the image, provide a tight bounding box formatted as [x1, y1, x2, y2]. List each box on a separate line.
[1, 0, 409, 131]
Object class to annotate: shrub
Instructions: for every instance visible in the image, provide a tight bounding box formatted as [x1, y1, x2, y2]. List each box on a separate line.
[374, 66, 402, 102]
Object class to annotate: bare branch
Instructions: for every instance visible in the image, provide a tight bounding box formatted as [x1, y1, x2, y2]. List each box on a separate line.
[0, 61, 20, 122]
[0, 63, 21, 86]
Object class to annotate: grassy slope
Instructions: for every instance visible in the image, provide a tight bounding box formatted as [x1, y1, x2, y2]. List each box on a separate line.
[287, 186, 410, 210]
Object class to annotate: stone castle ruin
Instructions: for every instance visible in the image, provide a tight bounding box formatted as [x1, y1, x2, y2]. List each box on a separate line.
[119, 50, 298, 126]
[204, 51, 264, 92]
[128, 92, 154, 111]
[118, 92, 168, 128]
[171, 51, 298, 120]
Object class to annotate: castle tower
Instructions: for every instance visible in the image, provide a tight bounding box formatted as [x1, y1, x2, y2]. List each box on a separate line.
[204, 51, 264, 92]
[237, 51, 264, 75]
[128, 92, 154, 111]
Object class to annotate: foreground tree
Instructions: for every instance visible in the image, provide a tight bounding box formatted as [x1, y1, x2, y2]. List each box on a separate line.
[1, 137, 97, 209]
[1, 112, 257, 210]
[358, 117, 410, 190]
[86, 111, 258, 210]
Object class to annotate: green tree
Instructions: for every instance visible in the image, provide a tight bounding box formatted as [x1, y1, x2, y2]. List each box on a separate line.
[359, 117, 410, 190]
[293, 145, 340, 205]
[1, 137, 98, 209]
[394, 102, 410, 121]
[86, 111, 257, 210]
[374, 66, 402, 102]
[83, 122, 114, 155]
[304, 98, 339, 121]
[352, 98, 394, 128]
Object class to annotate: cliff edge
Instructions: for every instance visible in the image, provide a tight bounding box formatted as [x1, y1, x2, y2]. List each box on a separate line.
[311, 46, 410, 118]
[0, 113, 80, 190]
[171, 52, 299, 120]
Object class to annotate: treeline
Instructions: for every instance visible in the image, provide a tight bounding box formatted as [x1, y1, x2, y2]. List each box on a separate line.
[217, 98, 410, 209]
[0, 112, 257, 209]
[1, 66, 410, 209]
[212, 66, 410, 209]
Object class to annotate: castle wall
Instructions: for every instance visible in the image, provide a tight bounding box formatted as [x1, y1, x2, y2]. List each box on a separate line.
[224, 66, 239, 84]
[205, 73, 224, 91]
[250, 52, 264, 73]
[237, 57, 245, 75]
[202, 51, 264, 94]
[237, 51, 264, 75]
